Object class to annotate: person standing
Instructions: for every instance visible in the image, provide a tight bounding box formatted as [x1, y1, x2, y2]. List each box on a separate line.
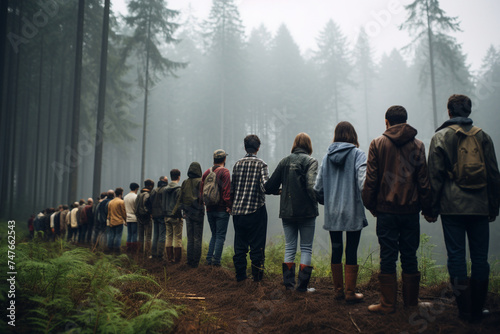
[149, 176, 169, 260]
[173, 162, 205, 268]
[314, 122, 367, 302]
[94, 190, 114, 249]
[68, 203, 80, 243]
[200, 150, 232, 267]
[231, 135, 270, 282]
[84, 198, 94, 244]
[427, 94, 500, 322]
[59, 205, 69, 240]
[76, 199, 87, 244]
[163, 169, 183, 263]
[124, 183, 140, 253]
[107, 187, 127, 254]
[136, 179, 154, 256]
[266, 133, 318, 292]
[362, 106, 432, 314]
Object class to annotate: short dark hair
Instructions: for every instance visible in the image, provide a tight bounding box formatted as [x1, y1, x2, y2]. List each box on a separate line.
[145, 179, 154, 188]
[115, 187, 124, 197]
[291, 132, 313, 155]
[100, 192, 107, 199]
[447, 94, 471, 117]
[385, 105, 408, 125]
[244, 134, 261, 154]
[170, 169, 181, 181]
[334, 121, 359, 148]
[79, 199, 86, 205]
[214, 156, 226, 164]
[159, 176, 168, 182]
[129, 182, 140, 191]
[63, 205, 69, 210]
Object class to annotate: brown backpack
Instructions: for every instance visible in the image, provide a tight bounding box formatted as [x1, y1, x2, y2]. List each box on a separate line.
[448, 124, 487, 190]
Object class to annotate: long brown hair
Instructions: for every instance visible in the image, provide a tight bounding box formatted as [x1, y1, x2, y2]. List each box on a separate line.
[291, 132, 313, 155]
[333, 121, 359, 148]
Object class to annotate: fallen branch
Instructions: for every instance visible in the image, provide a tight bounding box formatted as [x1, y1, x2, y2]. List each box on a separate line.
[171, 296, 206, 300]
[349, 312, 361, 333]
[324, 325, 347, 334]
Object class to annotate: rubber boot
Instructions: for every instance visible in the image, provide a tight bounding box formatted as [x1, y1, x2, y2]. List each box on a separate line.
[368, 273, 397, 314]
[331, 263, 345, 300]
[174, 247, 182, 263]
[470, 278, 489, 323]
[166, 246, 174, 263]
[402, 271, 432, 308]
[451, 277, 471, 321]
[344, 265, 364, 303]
[297, 265, 314, 292]
[252, 262, 264, 282]
[282, 263, 296, 290]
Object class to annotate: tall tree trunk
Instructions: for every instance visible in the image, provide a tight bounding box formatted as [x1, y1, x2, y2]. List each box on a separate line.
[140, 4, 153, 183]
[33, 35, 44, 210]
[0, 0, 8, 108]
[426, 0, 438, 129]
[53, 54, 67, 205]
[92, 0, 110, 198]
[44, 59, 55, 206]
[68, 0, 86, 202]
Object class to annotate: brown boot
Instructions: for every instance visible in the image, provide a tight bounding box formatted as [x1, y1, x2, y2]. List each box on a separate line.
[331, 263, 344, 300]
[174, 247, 182, 263]
[345, 265, 364, 303]
[402, 271, 432, 308]
[166, 246, 174, 263]
[368, 273, 397, 314]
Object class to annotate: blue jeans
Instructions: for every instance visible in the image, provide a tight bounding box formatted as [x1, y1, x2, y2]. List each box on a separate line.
[282, 218, 315, 265]
[107, 225, 124, 250]
[376, 213, 420, 274]
[151, 217, 166, 257]
[206, 211, 230, 265]
[442, 215, 490, 281]
[127, 221, 138, 243]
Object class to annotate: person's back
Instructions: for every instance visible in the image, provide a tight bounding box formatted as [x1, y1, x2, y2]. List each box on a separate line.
[150, 179, 168, 219]
[362, 105, 432, 315]
[124, 192, 138, 222]
[428, 94, 500, 323]
[107, 197, 126, 227]
[231, 135, 270, 282]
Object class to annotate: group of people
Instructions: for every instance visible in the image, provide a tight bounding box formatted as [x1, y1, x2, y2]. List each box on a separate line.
[28, 94, 499, 323]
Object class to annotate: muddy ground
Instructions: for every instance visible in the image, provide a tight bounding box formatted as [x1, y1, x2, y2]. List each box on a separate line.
[139, 258, 500, 334]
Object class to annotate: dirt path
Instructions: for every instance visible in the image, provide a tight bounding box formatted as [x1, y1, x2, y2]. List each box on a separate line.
[142, 260, 500, 333]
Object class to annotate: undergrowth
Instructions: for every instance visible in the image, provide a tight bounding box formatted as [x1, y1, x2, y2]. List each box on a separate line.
[0, 228, 178, 334]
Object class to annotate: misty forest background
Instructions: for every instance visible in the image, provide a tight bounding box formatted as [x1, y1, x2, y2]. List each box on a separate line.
[1, 0, 500, 262]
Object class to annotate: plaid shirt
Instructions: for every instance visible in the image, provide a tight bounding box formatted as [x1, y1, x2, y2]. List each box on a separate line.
[231, 154, 270, 216]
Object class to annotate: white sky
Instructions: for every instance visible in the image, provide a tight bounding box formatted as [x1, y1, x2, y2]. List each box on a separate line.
[112, 0, 500, 72]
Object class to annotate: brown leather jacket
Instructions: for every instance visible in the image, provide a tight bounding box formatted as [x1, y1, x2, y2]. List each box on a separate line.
[362, 123, 432, 216]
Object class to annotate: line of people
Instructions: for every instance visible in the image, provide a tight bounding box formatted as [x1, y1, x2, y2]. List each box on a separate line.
[28, 94, 499, 323]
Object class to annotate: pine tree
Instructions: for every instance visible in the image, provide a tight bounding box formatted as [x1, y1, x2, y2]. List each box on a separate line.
[314, 19, 353, 123]
[400, 0, 464, 128]
[124, 0, 185, 182]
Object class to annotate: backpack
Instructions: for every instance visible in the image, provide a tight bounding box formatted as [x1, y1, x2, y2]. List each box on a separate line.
[448, 124, 487, 190]
[135, 192, 150, 216]
[203, 167, 221, 206]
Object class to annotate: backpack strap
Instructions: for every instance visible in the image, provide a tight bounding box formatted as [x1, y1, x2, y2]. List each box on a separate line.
[448, 124, 482, 136]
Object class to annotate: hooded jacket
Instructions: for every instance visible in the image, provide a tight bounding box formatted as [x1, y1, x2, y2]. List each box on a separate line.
[173, 162, 205, 220]
[314, 142, 368, 231]
[149, 180, 169, 218]
[265, 148, 319, 219]
[135, 188, 152, 224]
[362, 123, 432, 215]
[163, 182, 182, 218]
[428, 117, 500, 217]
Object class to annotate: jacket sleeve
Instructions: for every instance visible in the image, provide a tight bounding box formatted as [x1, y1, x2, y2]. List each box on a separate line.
[221, 169, 232, 208]
[265, 161, 282, 195]
[362, 140, 379, 213]
[483, 133, 500, 217]
[355, 151, 367, 192]
[416, 142, 433, 216]
[313, 156, 325, 205]
[306, 159, 318, 203]
[428, 135, 446, 217]
[120, 202, 127, 222]
[172, 183, 184, 215]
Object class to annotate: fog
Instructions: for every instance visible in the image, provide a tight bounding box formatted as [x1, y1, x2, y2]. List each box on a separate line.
[1, 0, 499, 264]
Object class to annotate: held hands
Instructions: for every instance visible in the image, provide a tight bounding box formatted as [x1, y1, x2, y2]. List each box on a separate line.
[423, 215, 438, 223]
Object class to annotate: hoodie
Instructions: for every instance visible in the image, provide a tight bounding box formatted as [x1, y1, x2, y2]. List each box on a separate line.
[163, 181, 182, 218]
[173, 162, 205, 220]
[149, 180, 169, 218]
[314, 143, 367, 231]
[362, 123, 432, 215]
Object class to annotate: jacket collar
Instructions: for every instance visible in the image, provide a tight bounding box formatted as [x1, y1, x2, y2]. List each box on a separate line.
[436, 117, 473, 132]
